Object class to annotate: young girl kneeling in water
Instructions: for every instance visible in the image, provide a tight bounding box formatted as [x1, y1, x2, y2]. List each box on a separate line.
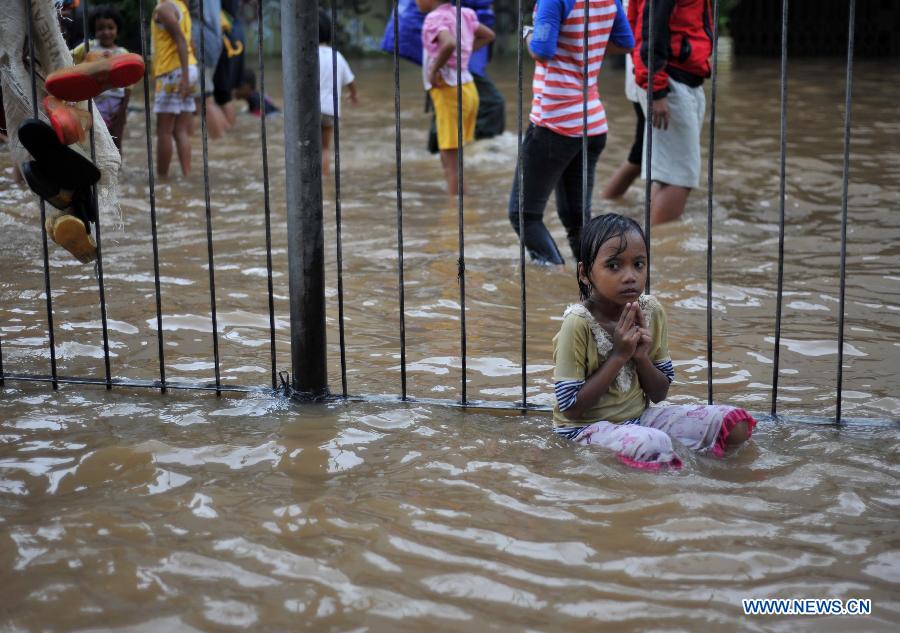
[553, 214, 756, 469]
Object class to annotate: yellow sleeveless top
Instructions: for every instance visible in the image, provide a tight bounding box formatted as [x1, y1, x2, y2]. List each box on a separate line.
[151, 0, 197, 78]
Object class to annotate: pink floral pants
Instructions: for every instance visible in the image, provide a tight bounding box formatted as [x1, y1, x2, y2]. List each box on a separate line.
[569, 405, 757, 470]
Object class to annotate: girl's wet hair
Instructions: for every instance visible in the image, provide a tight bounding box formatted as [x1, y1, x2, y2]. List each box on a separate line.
[88, 4, 124, 36]
[577, 214, 647, 300]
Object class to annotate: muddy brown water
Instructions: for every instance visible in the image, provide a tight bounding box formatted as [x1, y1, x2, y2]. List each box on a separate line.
[1, 48, 899, 631]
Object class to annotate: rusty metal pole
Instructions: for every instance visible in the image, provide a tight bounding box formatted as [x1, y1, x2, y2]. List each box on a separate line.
[281, 0, 329, 398]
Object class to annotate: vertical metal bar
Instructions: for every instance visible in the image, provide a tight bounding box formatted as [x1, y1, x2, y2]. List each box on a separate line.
[25, 0, 58, 390]
[138, 0, 167, 392]
[331, 1, 348, 397]
[705, 0, 720, 405]
[79, 0, 113, 390]
[455, 2, 467, 403]
[392, 0, 408, 400]
[581, 0, 589, 227]
[771, 0, 788, 417]
[517, 0, 527, 408]
[835, 0, 856, 424]
[643, 0, 654, 293]
[257, 0, 277, 390]
[197, 0, 222, 394]
[282, 0, 329, 397]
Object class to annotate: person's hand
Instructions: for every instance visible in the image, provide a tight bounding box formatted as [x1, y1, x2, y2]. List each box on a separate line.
[428, 65, 444, 88]
[178, 74, 191, 99]
[347, 92, 359, 106]
[651, 96, 669, 130]
[612, 302, 643, 361]
[632, 304, 653, 362]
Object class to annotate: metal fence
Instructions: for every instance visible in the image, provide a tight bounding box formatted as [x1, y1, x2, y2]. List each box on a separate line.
[1, 0, 862, 423]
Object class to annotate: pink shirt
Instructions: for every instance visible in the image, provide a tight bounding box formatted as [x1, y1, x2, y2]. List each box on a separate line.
[421, 4, 478, 89]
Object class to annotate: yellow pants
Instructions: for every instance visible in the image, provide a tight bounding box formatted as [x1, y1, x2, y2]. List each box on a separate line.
[430, 82, 478, 150]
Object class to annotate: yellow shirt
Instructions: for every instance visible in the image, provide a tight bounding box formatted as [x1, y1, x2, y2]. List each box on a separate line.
[71, 40, 128, 64]
[552, 295, 671, 427]
[151, 0, 197, 78]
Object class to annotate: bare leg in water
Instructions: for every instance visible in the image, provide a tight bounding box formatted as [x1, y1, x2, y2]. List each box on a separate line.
[156, 112, 176, 178]
[173, 112, 192, 177]
[440, 148, 462, 195]
[602, 160, 641, 199]
[321, 124, 333, 178]
[604, 102, 645, 199]
[650, 181, 691, 226]
[204, 97, 230, 138]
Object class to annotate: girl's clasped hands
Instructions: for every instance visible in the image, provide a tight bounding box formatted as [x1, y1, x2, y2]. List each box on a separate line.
[611, 301, 652, 362]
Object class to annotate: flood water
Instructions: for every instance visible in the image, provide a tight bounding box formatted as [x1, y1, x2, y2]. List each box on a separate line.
[1, 46, 899, 631]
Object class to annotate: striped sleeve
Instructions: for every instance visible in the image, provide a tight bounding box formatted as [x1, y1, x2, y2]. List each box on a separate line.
[553, 425, 586, 439]
[554, 379, 585, 411]
[645, 297, 673, 383]
[653, 359, 674, 383]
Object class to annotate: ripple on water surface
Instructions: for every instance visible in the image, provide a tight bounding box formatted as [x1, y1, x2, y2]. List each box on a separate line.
[2, 387, 899, 631]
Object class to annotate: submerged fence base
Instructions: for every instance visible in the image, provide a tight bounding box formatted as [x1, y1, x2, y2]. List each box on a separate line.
[5, 371, 897, 429]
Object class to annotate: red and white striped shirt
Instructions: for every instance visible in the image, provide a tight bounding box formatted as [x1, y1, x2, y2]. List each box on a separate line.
[531, 0, 617, 137]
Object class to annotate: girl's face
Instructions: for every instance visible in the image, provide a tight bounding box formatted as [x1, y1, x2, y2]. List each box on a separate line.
[94, 17, 118, 48]
[579, 230, 648, 307]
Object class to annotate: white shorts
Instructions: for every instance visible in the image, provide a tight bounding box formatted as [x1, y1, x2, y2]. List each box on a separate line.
[638, 78, 706, 189]
[154, 65, 199, 115]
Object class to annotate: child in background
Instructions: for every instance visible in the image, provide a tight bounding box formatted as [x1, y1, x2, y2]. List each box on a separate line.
[417, 0, 494, 194]
[233, 69, 280, 117]
[553, 214, 756, 469]
[318, 10, 358, 178]
[151, 0, 199, 178]
[70, 4, 131, 153]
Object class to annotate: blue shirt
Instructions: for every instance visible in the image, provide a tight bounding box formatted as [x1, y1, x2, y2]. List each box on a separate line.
[530, 0, 633, 61]
[381, 0, 495, 76]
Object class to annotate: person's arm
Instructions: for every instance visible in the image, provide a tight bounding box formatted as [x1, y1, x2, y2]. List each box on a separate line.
[346, 80, 359, 105]
[563, 352, 629, 422]
[156, 3, 192, 98]
[472, 23, 495, 52]
[529, 0, 569, 63]
[640, 0, 676, 98]
[562, 304, 644, 422]
[428, 30, 457, 87]
[631, 304, 669, 403]
[638, 0, 677, 129]
[606, 0, 634, 54]
[339, 56, 359, 105]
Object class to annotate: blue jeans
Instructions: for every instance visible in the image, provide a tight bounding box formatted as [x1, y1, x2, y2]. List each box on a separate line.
[508, 124, 607, 265]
